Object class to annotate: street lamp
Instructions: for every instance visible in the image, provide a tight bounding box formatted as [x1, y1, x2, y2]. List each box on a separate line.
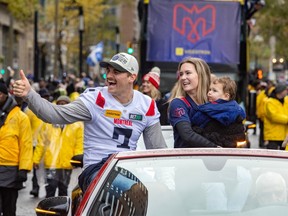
[272, 58, 285, 72]
[79, 6, 84, 75]
[65, 5, 84, 76]
[115, 26, 120, 53]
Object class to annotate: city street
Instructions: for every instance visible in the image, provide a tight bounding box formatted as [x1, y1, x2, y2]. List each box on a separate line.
[17, 168, 81, 216]
[16, 129, 260, 216]
[0, 0, 285, 215]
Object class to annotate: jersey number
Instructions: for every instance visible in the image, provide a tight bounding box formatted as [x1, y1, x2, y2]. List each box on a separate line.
[113, 127, 132, 149]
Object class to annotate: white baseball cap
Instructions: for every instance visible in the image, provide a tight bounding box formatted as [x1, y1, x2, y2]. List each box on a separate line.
[100, 52, 139, 75]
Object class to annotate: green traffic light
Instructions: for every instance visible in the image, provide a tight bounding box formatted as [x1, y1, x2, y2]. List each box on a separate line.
[127, 48, 134, 54]
[102, 73, 107, 79]
[0, 69, 5, 75]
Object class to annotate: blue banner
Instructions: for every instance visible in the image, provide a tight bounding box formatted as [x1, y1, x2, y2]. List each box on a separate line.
[147, 0, 241, 64]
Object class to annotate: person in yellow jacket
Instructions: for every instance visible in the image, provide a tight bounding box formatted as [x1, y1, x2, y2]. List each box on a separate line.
[256, 80, 275, 148]
[24, 88, 50, 197]
[25, 108, 43, 197]
[33, 95, 84, 198]
[0, 81, 33, 216]
[264, 83, 288, 150]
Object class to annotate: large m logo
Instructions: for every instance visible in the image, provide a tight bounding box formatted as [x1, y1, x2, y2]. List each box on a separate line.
[173, 4, 216, 43]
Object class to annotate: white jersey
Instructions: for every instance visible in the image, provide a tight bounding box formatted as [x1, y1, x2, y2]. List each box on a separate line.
[79, 86, 160, 168]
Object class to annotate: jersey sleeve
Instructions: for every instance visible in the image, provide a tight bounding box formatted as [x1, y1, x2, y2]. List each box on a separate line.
[169, 98, 191, 127]
[145, 99, 161, 127]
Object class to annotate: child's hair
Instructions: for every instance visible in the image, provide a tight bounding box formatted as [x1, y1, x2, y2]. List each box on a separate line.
[212, 76, 237, 100]
[210, 73, 217, 83]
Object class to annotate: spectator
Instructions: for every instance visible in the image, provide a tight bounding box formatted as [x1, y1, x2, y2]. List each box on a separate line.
[33, 96, 84, 197]
[0, 81, 33, 216]
[25, 88, 51, 197]
[12, 52, 166, 193]
[87, 80, 95, 87]
[140, 66, 169, 125]
[256, 80, 275, 148]
[264, 83, 288, 150]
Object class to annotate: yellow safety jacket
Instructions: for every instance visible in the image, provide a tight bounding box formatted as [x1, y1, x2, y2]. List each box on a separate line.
[0, 106, 33, 170]
[264, 96, 288, 141]
[256, 87, 275, 121]
[33, 121, 84, 169]
[69, 91, 80, 101]
[25, 108, 43, 146]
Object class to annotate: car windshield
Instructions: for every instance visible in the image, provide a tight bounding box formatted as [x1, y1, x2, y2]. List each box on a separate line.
[89, 155, 288, 216]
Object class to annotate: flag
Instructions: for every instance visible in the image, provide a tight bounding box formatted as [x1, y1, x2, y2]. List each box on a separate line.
[86, 41, 104, 67]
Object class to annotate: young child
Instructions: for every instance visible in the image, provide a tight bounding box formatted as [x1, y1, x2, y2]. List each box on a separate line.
[192, 76, 246, 148]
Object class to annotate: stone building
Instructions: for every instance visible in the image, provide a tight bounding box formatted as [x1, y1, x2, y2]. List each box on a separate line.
[0, 2, 34, 79]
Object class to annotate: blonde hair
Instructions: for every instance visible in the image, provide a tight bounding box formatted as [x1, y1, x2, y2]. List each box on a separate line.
[150, 87, 162, 100]
[168, 57, 211, 104]
[139, 82, 162, 100]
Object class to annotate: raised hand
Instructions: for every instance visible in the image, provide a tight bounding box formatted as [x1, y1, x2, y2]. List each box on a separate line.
[12, 70, 31, 97]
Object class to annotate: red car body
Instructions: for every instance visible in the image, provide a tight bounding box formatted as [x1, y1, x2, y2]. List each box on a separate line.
[36, 148, 288, 216]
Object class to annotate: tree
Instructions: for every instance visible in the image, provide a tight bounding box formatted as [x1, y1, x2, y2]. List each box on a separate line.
[42, 0, 133, 75]
[254, 0, 288, 59]
[0, 0, 38, 23]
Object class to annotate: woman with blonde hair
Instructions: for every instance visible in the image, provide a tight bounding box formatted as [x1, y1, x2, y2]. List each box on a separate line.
[141, 67, 169, 125]
[169, 57, 219, 148]
[140, 67, 162, 100]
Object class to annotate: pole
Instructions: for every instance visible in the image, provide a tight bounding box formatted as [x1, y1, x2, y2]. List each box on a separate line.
[239, 2, 248, 106]
[8, 14, 13, 69]
[34, 10, 39, 81]
[53, 0, 59, 78]
[139, 0, 153, 77]
[79, 6, 84, 76]
[115, 26, 120, 53]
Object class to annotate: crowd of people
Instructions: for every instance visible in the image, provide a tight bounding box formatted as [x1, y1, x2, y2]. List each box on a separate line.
[251, 79, 288, 150]
[1, 51, 288, 215]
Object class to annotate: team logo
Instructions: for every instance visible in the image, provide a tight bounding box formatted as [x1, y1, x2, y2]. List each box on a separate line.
[174, 108, 185, 117]
[173, 4, 216, 43]
[129, 113, 143, 121]
[105, 110, 122, 119]
[112, 54, 128, 65]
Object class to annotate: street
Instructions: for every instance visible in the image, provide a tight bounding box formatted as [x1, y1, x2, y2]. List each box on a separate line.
[16, 129, 260, 216]
[16, 168, 81, 216]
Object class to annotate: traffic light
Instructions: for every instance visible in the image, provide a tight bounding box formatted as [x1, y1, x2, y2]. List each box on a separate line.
[257, 69, 263, 79]
[127, 41, 134, 54]
[100, 68, 107, 79]
[102, 73, 107, 79]
[0, 69, 5, 75]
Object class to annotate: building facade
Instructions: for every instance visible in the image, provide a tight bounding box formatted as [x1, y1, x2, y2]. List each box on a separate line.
[0, 3, 34, 79]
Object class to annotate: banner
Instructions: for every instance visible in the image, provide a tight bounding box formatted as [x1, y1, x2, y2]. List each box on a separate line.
[86, 41, 104, 67]
[147, 0, 241, 64]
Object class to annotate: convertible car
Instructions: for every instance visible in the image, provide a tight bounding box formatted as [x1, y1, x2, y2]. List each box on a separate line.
[36, 148, 288, 216]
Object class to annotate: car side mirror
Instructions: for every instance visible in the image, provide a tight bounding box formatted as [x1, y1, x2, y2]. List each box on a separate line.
[35, 196, 71, 216]
[70, 154, 83, 168]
